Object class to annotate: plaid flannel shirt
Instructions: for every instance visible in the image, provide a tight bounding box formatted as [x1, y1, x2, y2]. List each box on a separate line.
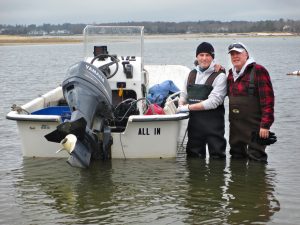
[227, 63, 274, 129]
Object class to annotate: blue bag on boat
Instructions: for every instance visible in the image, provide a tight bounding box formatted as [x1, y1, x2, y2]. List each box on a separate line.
[147, 80, 180, 106]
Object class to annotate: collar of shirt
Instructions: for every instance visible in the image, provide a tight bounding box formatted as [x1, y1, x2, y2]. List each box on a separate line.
[195, 61, 216, 84]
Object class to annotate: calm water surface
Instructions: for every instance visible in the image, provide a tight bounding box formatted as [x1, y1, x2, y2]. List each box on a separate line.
[0, 36, 300, 224]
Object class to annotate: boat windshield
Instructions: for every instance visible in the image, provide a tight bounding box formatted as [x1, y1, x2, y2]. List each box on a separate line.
[83, 25, 144, 66]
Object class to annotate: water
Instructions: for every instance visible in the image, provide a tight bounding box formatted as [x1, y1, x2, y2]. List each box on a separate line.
[1, 36, 300, 224]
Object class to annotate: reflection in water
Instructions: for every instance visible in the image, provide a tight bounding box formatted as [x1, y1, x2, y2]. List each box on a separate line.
[225, 160, 280, 224]
[184, 158, 228, 224]
[15, 157, 280, 224]
[185, 158, 280, 224]
[15, 158, 191, 224]
[107, 158, 190, 224]
[15, 158, 114, 224]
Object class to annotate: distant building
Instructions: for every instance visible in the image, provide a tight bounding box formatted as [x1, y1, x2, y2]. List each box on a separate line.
[27, 30, 48, 36]
[49, 30, 71, 35]
[283, 25, 292, 32]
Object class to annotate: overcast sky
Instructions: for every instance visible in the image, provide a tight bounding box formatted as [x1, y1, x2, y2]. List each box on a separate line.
[1, 0, 300, 25]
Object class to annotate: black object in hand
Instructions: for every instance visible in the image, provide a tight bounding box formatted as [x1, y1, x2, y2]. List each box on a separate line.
[251, 131, 277, 145]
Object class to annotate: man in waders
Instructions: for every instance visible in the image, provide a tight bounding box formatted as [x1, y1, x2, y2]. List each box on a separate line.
[227, 42, 275, 163]
[177, 42, 227, 159]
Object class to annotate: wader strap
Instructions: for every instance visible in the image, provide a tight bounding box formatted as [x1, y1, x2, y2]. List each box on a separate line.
[187, 69, 197, 86]
[205, 70, 223, 86]
[187, 69, 223, 86]
[248, 64, 256, 96]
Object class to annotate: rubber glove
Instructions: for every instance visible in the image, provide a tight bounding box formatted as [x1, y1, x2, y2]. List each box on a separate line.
[251, 131, 277, 145]
[176, 105, 189, 113]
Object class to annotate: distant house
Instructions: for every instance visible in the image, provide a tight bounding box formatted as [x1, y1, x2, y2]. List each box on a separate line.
[27, 30, 48, 36]
[49, 30, 71, 35]
[217, 26, 229, 32]
[283, 25, 292, 32]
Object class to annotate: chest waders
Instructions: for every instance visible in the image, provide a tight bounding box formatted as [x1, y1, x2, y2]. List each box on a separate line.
[229, 65, 268, 162]
[186, 69, 226, 159]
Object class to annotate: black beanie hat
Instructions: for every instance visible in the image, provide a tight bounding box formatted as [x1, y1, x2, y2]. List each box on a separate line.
[196, 42, 215, 58]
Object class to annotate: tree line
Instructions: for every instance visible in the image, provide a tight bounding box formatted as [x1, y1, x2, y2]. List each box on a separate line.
[1, 19, 300, 35]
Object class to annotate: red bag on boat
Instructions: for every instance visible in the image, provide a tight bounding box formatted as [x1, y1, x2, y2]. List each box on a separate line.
[144, 104, 165, 115]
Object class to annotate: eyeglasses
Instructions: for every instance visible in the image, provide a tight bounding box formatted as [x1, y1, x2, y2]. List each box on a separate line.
[228, 43, 246, 51]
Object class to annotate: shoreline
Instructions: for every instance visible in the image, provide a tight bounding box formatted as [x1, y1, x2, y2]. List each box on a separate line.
[0, 35, 82, 45]
[0, 32, 298, 45]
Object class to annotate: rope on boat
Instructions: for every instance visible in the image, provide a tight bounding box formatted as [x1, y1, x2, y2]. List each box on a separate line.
[177, 127, 188, 154]
[11, 104, 30, 114]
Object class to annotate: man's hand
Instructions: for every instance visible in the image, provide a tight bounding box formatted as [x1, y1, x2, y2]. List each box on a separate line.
[214, 64, 225, 72]
[176, 105, 189, 113]
[251, 130, 277, 145]
[260, 128, 269, 139]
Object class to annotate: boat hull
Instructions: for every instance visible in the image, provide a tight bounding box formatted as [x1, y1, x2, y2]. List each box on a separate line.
[12, 113, 188, 159]
[16, 120, 69, 158]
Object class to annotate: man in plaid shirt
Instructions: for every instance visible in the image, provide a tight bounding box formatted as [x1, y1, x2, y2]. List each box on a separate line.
[227, 42, 274, 163]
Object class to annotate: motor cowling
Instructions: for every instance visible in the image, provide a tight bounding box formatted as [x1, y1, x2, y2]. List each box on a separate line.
[63, 61, 113, 125]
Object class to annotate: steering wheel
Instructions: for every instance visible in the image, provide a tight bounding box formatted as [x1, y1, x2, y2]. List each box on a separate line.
[90, 54, 119, 79]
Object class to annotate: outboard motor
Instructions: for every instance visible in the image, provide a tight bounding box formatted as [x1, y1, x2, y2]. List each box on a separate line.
[45, 61, 113, 168]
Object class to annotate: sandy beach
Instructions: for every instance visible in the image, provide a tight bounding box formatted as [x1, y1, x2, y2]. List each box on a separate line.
[0, 35, 82, 45]
[0, 32, 297, 45]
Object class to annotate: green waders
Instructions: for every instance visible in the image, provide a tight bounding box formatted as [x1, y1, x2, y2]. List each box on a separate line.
[186, 70, 226, 159]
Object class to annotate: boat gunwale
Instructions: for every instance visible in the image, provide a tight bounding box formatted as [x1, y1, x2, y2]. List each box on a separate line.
[129, 113, 189, 122]
[6, 111, 61, 122]
[6, 111, 189, 122]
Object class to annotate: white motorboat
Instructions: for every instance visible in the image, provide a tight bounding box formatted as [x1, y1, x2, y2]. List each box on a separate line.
[287, 70, 300, 76]
[6, 26, 189, 168]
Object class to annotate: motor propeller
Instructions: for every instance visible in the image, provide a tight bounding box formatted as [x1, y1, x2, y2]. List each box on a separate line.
[57, 134, 77, 154]
[45, 118, 93, 168]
